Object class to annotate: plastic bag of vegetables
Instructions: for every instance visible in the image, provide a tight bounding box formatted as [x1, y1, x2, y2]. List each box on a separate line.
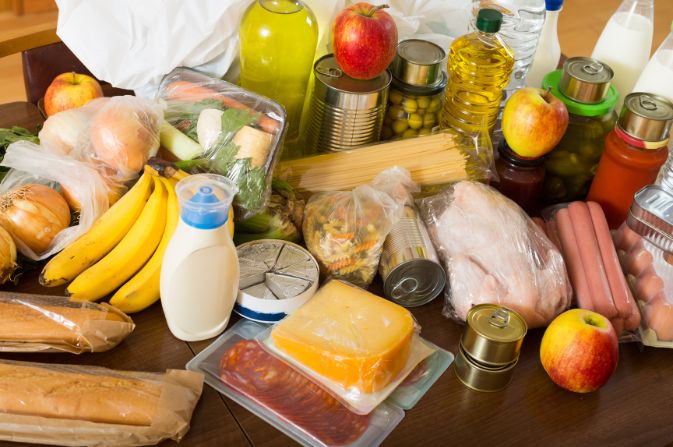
[156, 67, 286, 220]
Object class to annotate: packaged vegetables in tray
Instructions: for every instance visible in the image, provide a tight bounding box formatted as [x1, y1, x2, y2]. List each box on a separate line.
[542, 201, 640, 336]
[303, 176, 403, 288]
[157, 67, 286, 219]
[420, 181, 571, 328]
[259, 280, 436, 415]
[187, 319, 405, 447]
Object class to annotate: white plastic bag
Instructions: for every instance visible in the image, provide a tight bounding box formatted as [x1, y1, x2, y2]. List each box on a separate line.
[0, 142, 109, 261]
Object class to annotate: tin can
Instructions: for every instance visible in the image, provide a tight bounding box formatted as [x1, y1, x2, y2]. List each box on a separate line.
[559, 57, 614, 105]
[454, 343, 518, 392]
[379, 205, 446, 307]
[618, 92, 673, 144]
[307, 54, 391, 153]
[460, 304, 527, 367]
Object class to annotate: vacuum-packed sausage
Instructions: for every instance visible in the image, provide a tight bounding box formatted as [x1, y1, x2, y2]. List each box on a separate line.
[555, 207, 593, 310]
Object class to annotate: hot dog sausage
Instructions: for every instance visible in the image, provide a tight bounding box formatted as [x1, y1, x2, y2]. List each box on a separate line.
[568, 202, 618, 319]
[587, 201, 634, 322]
[555, 207, 594, 310]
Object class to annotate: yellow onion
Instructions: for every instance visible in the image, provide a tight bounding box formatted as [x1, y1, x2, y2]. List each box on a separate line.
[0, 226, 16, 284]
[0, 184, 71, 254]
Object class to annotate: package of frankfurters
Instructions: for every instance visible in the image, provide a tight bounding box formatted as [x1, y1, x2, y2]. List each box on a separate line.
[542, 201, 641, 338]
[615, 223, 673, 348]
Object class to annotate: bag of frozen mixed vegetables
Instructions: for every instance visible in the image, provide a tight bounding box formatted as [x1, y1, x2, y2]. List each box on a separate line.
[156, 68, 286, 219]
[303, 181, 403, 288]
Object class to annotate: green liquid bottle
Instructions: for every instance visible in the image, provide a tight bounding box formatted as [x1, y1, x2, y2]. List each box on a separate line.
[239, 0, 318, 142]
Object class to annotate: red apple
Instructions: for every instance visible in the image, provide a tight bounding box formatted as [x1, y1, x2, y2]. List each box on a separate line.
[540, 309, 618, 393]
[502, 87, 569, 158]
[332, 2, 398, 80]
[44, 72, 103, 116]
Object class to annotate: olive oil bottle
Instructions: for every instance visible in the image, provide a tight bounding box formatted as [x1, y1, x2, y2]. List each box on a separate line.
[239, 0, 318, 142]
[440, 9, 514, 135]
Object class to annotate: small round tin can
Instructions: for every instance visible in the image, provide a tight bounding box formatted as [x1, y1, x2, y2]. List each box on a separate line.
[391, 39, 446, 87]
[461, 304, 527, 367]
[379, 205, 446, 307]
[307, 54, 391, 153]
[454, 343, 518, 392]
[618, 92, 673, 144]
[559, 57, 614, 105]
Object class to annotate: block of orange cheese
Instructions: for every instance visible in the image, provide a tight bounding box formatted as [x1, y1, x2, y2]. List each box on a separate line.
[271, 280, 415, 393]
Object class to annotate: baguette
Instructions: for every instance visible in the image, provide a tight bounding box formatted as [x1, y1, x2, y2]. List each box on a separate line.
[0, 362, 161, 426]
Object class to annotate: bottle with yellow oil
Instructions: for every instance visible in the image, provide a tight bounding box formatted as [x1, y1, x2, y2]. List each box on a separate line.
[239, 0, 318, 143]
[440, 9, 514, 136]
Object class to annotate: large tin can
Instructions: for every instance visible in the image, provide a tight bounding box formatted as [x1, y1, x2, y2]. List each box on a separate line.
[378, 205, 446, 307]
[307, 54, 391, 153]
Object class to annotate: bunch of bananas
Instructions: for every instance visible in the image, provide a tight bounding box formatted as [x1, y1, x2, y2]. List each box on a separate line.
[40, 166, 184, 313]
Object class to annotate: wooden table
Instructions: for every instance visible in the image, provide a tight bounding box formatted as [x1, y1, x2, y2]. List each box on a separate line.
[2, 103, 673, 447]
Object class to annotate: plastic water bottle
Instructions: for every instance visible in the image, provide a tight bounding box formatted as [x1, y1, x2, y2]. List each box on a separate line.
[591, 0, 654, 111]
[526, 0, 563, 88]
[160, 174, 239, 342]
[470, 0, 546, 141]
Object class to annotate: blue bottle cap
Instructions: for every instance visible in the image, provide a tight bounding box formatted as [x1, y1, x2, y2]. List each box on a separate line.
[545, 0, 563, 11]
[176, 174, 237, 230]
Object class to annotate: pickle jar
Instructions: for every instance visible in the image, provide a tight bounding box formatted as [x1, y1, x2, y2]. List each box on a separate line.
[382, 39, 447, 140]
[541, 57, 619, 204]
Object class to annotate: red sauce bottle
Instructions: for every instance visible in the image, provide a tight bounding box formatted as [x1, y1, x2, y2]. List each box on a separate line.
[493, 143, 545, 215]
[588, 93, 673, 228]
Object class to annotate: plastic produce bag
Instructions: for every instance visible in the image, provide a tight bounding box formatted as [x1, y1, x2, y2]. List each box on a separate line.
[615, 224, 673, 347]
[302, 177, 404, 287]
[158, 67, 286, 219]
[420, 181, 571, 328]
[0, 142, 109, 260]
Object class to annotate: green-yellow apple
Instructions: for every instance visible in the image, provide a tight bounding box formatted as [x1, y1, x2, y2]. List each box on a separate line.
[503, 87, 569, 158]
[44, 72, 103, 117]
[540, 308, 618, 393]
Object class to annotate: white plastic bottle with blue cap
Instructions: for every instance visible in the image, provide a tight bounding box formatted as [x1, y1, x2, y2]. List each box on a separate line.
[160, 174, 239, 342]
[526, 0, 563, 88]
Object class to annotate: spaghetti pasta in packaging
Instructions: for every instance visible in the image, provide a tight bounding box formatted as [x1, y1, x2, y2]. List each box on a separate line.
[302, 177, 403, 287]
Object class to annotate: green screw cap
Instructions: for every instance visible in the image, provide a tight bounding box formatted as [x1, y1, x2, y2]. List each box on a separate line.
[476, 8, 503, 33]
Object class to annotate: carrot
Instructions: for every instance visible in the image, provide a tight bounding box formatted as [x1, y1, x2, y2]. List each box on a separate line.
[164, 80, 282, 134]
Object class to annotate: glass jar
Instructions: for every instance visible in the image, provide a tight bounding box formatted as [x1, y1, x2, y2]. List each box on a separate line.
[493, 143, 545, 214]
[541, 58, 618, 204]
[381, 39, 447, 140]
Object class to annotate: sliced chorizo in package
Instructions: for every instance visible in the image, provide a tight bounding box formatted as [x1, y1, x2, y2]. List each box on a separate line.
[542, 201, 641, 338]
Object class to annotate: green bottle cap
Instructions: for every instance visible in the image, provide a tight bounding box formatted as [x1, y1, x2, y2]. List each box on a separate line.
[476, 9, 503, 33]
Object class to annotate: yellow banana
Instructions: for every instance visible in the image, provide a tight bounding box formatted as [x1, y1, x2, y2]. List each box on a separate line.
[66, 177, 167, 301]
[40, 171, 154, 287]
[109, 177, 179, 313]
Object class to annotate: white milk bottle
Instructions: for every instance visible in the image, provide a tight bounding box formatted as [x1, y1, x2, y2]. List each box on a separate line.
[591, 0, 654, 110]
[633, 21, 673, 102]
[160, 174, 239, 342]
[526, 0, 563, 88]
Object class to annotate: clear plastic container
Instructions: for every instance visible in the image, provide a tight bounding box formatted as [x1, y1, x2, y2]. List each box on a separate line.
[186, 320, 406, 447]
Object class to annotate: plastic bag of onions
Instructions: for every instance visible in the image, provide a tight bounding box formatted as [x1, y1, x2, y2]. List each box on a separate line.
[0, 184, 70, 257]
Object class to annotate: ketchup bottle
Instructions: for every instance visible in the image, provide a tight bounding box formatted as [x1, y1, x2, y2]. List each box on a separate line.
[588, 92, 673, 228]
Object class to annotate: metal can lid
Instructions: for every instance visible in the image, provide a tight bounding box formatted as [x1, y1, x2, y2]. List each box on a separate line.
[392, 39, 446, 87]
[559, 57, 614, 104]
[466, 304, 527, 343]
[314, 54, 391, 94]
[619, 92, 673, 143]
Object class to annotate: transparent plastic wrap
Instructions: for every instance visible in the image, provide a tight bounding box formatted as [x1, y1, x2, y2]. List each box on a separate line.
[542, 201, 641, 337]
[303, 183, 403, 287]
[156, 67, 286, 219]
[615, 223, 673, 347]
[0, 359, 203, 447]
[261, 280, 434, 415]
[0, 291, 134, 353]
[276, 129, 495, 196]
[187, 319, 406, 447]
[0, 142, 110, 260]
[420, 181, 571, 328]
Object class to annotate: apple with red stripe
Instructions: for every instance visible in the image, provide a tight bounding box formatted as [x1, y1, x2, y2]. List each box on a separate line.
[540, 309, 618, 393]
[331, 2, 398, 80]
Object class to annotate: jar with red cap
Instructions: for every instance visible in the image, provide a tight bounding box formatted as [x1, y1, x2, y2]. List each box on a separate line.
[587, 92, 673, 228]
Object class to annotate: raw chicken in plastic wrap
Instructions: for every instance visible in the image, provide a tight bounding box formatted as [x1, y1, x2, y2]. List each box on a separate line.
[420, 181, 571, 328]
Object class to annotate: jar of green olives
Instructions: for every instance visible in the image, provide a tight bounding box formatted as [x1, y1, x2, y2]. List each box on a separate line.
[541, 57, 618, 204]
[382, 39, 447, 140]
